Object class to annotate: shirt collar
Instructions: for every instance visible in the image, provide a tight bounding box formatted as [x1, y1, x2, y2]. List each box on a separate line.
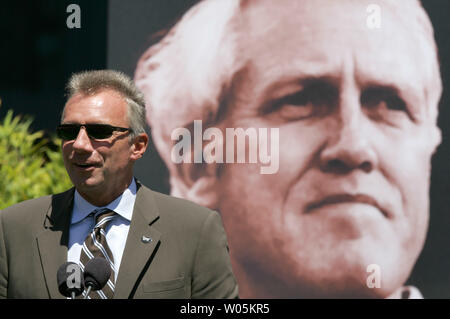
[71, 178, 137, 224]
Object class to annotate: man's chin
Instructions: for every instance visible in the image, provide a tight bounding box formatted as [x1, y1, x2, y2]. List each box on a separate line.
[305, 281, 393, 299]
[278, 243, 410, 298]
[285, 264, 404, 298]
[73, 177, 105, 192]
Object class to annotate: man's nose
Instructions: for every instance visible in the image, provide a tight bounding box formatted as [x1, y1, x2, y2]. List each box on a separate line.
[72, 127, 94, 153]
[319, 89, 378, 174]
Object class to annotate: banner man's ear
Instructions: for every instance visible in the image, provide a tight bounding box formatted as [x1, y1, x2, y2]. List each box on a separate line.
[168, 126, 221, 209]
[170, 161, 220, 210]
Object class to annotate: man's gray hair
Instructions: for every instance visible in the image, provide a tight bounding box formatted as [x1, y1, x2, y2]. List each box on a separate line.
[135, 0, 243, 191]
[64, 69, 147, 139]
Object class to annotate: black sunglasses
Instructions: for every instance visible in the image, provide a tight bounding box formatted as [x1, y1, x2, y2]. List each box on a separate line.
[56, 124, 132, 140]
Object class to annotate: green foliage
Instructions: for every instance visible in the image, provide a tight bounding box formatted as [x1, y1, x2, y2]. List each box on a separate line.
[0, 109, 73, 209]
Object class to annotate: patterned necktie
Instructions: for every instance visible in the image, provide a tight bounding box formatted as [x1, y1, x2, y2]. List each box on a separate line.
[79, 208, 116, 299]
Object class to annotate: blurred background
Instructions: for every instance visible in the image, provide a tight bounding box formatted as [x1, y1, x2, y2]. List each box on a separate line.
[0, 0, 449, 298]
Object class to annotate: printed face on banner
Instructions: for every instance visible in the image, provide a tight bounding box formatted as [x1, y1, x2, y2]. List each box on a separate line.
[215, 0, 441, 297]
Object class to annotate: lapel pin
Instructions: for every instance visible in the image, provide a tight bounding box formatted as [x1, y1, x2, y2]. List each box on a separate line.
[141, 235, 152, 243]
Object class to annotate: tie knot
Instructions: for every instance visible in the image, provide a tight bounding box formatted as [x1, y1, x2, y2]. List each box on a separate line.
[92, 208, 116, 230]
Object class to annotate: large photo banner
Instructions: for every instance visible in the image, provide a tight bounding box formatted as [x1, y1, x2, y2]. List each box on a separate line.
[108, 0, 450, 299]
[0, 0, 448, 300]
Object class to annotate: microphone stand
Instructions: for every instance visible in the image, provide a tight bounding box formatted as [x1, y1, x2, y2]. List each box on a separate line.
[84, 286, 93, 299]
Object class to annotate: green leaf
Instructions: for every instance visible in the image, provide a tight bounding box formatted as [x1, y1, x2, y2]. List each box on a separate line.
[0, 109, 73, 209]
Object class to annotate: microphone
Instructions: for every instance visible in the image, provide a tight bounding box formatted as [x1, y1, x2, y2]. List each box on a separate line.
[83, 257, 111, 299]
[57, 262, 84, 299]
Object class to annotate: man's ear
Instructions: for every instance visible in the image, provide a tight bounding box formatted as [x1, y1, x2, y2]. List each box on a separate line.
[169, 159, 220, 210]
[130, 133, 149, 160]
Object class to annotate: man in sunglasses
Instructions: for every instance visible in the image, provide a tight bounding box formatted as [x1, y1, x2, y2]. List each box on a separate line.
[0, 70, 238, 299]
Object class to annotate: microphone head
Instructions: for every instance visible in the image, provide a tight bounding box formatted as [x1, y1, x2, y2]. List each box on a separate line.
[84, 257, 111, 290]
[57, 262, 84, 297]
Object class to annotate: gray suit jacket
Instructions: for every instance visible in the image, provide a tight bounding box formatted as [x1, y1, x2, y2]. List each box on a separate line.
[0, 184, 238, 299]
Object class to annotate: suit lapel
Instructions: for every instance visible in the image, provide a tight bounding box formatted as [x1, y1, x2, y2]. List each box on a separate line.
[36, 189, 74, 299]
[114, 185, 161, 299]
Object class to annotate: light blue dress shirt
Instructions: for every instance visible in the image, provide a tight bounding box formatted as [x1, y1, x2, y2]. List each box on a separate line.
[67, 179, 137, 282]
